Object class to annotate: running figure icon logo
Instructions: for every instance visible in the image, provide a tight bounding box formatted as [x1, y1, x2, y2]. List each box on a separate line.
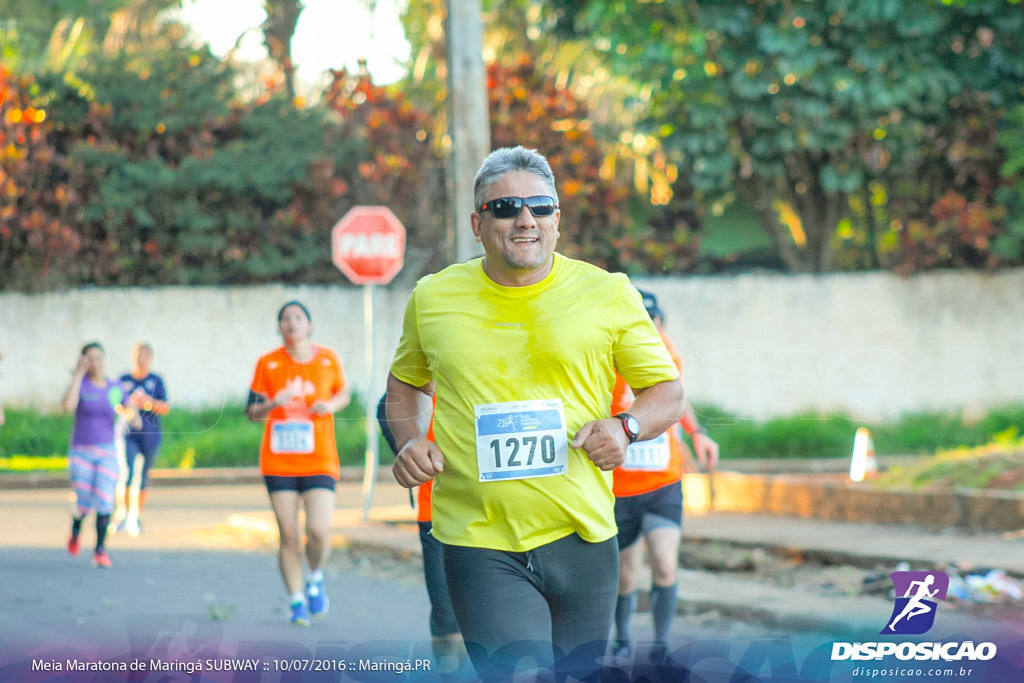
[882, 571, 949, 635]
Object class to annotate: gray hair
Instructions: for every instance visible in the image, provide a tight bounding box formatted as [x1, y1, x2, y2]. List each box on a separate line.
[473, 146, 559, 210]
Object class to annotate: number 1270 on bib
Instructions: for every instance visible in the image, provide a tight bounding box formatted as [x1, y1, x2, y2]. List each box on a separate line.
[475, 400, 569, 481]
[489, 434, 558, 469]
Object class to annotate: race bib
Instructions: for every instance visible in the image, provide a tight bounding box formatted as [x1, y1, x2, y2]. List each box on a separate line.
[622, 432, 671, 471]
[475, 399, 569, 482]
[270, 420, 314, 454]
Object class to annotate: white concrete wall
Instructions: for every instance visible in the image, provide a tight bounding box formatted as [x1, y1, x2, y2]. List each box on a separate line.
[633, 269, 1024, 421]
[2, 269, 1022, 421]
[0, 285, 410, 415]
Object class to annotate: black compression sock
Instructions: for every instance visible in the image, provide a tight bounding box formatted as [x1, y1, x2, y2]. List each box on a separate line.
[650, 583, 678, 645]
[96, 514, 111, 549]
[614, 591, 637, 643]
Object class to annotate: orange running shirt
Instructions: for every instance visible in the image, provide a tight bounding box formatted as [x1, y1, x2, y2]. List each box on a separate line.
[417, 480, 434, 522]
[415, 406, 437, 523]
[249, 345, 346, 478]
[611, 331, 686, 497]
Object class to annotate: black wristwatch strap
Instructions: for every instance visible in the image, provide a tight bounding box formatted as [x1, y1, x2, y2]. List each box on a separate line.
[613, 412, 640, 444]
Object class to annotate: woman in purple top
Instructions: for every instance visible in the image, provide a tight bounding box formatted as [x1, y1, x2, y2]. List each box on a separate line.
[60, 342, 137, 568]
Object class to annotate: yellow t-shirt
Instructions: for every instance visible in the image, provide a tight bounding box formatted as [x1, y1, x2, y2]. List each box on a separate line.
[389, 253, 679, 551]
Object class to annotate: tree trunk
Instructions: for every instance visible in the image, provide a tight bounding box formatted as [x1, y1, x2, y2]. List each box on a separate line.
[794, 183, 842, 273]
[445, 0, 489, 263]
[737, 179, 812, 272]
[262, 0, 304, 102]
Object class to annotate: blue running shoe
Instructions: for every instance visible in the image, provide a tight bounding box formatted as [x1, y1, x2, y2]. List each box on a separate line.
[306, 579, 329, 617]
[290, 600, 311, 627]
[610, 640, 631, 662]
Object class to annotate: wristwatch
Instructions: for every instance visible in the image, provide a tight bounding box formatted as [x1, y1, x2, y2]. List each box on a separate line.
[613, 413, 641, 444]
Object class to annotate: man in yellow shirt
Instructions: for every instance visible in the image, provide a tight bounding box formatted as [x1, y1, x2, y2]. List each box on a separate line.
[385, 146, 684, 680]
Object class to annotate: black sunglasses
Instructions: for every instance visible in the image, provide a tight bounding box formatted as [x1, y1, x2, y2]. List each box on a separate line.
[477, 195, 559, 219]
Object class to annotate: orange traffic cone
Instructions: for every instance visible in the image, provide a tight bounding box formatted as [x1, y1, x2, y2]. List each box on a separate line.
[849, 427, 878, 482]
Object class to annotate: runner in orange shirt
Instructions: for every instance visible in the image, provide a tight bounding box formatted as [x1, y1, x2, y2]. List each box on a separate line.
[247, 301, 350, 626]
[610, 289, 719, 660]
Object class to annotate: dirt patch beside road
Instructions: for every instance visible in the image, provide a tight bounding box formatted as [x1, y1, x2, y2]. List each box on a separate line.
[681, 539, 1022, 621]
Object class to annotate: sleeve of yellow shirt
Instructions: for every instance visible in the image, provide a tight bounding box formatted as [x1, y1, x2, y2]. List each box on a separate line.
[390, 285, 432, 388]
[611, 279, 680, 390]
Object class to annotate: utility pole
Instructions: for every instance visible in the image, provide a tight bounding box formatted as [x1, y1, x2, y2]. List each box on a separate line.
[445, 0, 490, 263]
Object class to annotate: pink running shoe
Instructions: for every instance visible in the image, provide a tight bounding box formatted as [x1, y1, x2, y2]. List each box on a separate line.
[93, 549, 112, 568]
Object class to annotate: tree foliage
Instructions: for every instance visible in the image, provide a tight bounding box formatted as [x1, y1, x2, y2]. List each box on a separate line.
[2, 20, 352, 289]
[398, 0, 704, 274]
[995, 103, 1024, 261]
[323, 66, 449, 279]
[556, 0, 1024, 272]
[0, 10, 452, 291]
[0, 65, 83, 289]
[36, 38, 353, 287]
[4, 0, 1024, 291]
[0, 0, 183, 72]
[487, 55, 699, 272]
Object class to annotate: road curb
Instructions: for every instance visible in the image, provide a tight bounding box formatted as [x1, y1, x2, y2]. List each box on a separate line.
[685, 471, 1024, 533]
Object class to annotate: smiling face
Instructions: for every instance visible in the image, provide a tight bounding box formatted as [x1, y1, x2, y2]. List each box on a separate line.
[471, 170, 561, 287]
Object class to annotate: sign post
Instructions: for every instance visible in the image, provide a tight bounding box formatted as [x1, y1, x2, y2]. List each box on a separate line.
[332, 206, 406, 521]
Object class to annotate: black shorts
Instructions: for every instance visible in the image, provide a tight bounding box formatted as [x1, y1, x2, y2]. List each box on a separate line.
[418, 521, 459, 637]
[442, 533, 618, 680]
[263, 474, 337, 494]
[124, 434, 162, 489]
[614, 480, 683, 550]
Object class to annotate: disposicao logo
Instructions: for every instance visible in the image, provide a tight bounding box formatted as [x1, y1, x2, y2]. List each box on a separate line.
[831, 570, 998, 663]
[882, 570, 948, 635]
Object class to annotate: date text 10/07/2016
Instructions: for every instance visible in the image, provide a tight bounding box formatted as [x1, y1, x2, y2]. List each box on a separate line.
[271, 658, 432, 673]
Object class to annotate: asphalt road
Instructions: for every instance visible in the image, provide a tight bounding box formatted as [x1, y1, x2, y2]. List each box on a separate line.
[0, 482, 865, 682]
[0, 484, 448, 680]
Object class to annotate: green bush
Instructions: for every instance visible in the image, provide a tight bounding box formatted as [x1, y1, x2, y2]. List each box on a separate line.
[0, 409, 74, 457]
[878, 432, 1024, 491]
[693, 406, 856, 459]
[693, 403, 1024, 460]
[871, 404, 1024, 455]
[158, 398, 393, 468]
[0, 396, 394, 470]
[4, 402, 1023, 471]
[158, 405, 261, 468]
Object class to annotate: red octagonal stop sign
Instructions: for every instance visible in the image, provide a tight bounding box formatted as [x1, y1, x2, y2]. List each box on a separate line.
[331, 206, 406, 285]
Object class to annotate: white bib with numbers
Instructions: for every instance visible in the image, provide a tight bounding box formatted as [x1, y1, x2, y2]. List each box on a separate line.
[269, 419, 315, 454]
[474, 399, 569, 482]
[622, 432, 671, 471]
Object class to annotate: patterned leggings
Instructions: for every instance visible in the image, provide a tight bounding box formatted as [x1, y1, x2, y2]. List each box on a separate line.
[69, 444, 119, 516]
